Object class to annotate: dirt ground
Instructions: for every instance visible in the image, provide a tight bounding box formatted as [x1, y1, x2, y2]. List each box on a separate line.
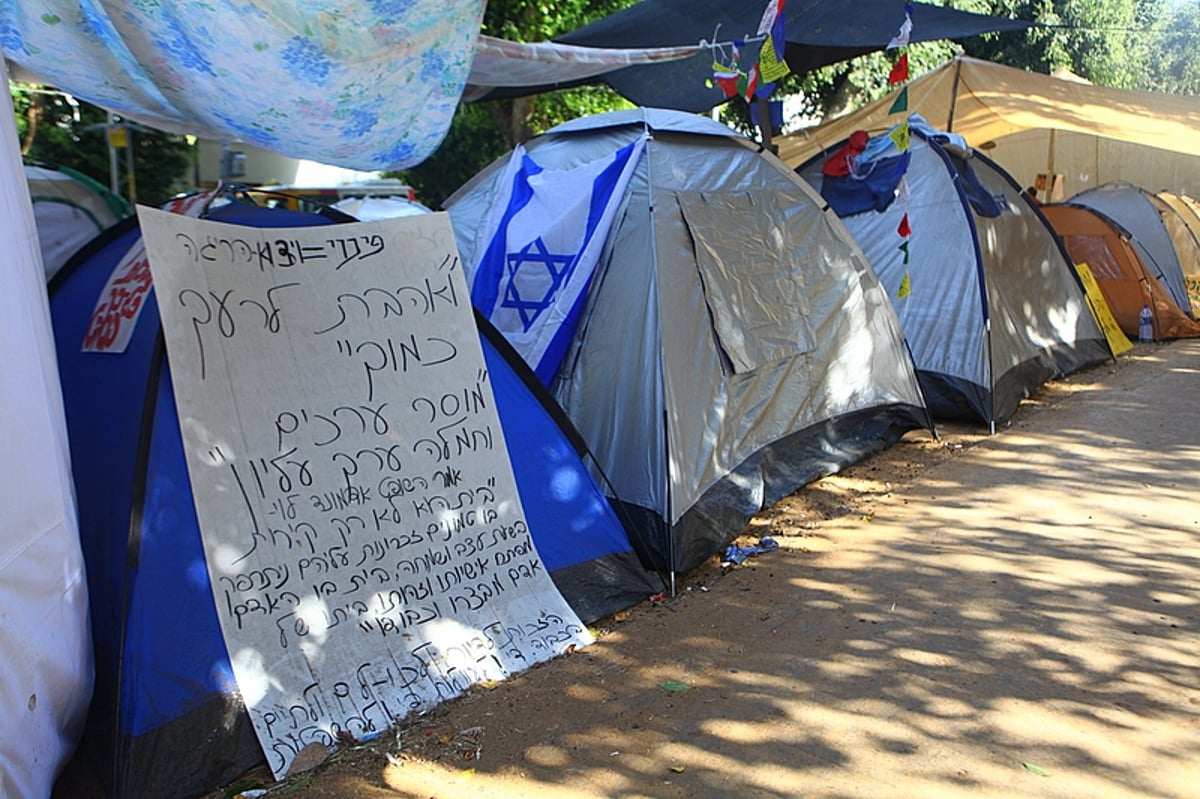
[204, 409, 989, 799]
[183, 346, 1159, 799]
[54, 347, 1162, 799]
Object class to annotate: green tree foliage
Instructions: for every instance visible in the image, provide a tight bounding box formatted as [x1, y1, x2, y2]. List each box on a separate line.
[11, 83, 193, 208]
[397, 102, 510, 210]
[391, 0, 635, 207]
[795, 0, 1188, 123]
[1145, 0, 1200, 93]
[792, 0, 1176, 122]
[783, 40, 960, 125]
[960, 0, 1162, 88]
[480, 0, 635, 141]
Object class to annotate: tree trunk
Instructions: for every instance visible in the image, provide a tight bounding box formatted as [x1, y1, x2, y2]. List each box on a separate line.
[484, 97, 535, 150]
[508, 96, 535, 146]
[21, 93, 41, 156]
[822, 72, 862, 123]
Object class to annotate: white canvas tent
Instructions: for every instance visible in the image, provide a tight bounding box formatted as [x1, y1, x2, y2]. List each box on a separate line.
[25, 163, 131, 280]
[331, 194, 432, 220]
[0, 83, 92, 799]
[778, 56, 1200, 199]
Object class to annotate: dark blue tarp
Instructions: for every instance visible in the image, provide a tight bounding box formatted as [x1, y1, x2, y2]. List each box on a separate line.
[475, 0, 1031, 112]
[820, 151, 911, 216]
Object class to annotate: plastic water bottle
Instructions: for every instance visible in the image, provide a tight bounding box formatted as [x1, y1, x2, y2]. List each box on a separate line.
[1138, 305, 1153, 343]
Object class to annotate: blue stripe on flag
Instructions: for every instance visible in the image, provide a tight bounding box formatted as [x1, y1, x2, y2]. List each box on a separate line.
[534, 139, 640, 383]
[471, 137, 645, 385]
[471, 152, 544, 315]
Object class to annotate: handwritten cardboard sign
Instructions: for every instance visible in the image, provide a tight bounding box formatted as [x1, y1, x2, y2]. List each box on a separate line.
[138, 208, 591, 777]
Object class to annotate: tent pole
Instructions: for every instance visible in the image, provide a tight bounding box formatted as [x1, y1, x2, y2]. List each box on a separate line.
[643, 124, 678, 597]
[107, 112, 120, 196]
[1045, 128, 1057, 202]
[124, 123, 137, 204]
[946, 57, 963, 132]
[986, 317, 996, 435]
[664, 405, 676, 596]
[755, 96, 777, 155]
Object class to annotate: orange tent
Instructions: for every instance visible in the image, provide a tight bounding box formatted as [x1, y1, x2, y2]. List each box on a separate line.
[1041, 204, 1200, 340]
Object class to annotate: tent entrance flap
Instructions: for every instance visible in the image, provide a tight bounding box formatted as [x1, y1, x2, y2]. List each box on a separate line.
[679, 190, 814, 375]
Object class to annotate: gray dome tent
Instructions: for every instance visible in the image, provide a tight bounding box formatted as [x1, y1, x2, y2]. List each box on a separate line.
[446, 108, 932, 577]
[797, 120, 1112, 430]
[25, 162, 131, 279]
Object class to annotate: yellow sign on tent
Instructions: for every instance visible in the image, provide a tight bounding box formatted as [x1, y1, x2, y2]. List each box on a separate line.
[1186, 276, 1200, 316]
[1075, 262, 1132, 356]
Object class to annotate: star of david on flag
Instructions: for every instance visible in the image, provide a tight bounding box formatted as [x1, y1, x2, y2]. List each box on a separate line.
[471, 135, 647, 384]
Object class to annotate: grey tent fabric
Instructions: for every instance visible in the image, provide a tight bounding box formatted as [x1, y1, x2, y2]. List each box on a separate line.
[446, 108, 931, 574]
[472, 0, 1031, 112]
[1068, 183, 1194, 316]
[678, 190, 816, 373]
[797, 125, 1112, 428]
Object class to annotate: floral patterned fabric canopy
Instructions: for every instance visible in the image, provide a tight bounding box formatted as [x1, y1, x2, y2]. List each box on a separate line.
[1, 0, 486, 171]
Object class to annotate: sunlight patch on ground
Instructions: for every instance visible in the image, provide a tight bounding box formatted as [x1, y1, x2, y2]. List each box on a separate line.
[383, 757, 601, 798]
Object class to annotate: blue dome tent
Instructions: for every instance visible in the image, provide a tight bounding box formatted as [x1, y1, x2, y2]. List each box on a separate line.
[49, 199, 658, 799]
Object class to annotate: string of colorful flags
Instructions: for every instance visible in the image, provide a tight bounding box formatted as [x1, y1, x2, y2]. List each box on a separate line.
[889, 2, 915, 301]
[707, 0, 791, 102]
[706, 0, 914, 300]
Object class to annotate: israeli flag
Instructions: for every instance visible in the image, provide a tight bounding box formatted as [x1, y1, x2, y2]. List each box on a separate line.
[471, 135, 646, 384]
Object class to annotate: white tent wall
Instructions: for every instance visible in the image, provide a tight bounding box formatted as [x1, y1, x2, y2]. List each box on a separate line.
[798, 138, 995, 413]
[985, 128, 1200, 200]
[967, 150, 1102, 386]
[0, 69, 93, 799]
[847, 141, 990, 389]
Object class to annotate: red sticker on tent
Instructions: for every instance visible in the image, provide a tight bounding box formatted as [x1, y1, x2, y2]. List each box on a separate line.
[83, 190, 218, 353]
[82, 242, 154, 353]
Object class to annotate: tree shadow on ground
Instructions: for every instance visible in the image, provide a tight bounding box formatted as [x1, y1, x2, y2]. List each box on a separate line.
[195, 342, 1199, 798]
